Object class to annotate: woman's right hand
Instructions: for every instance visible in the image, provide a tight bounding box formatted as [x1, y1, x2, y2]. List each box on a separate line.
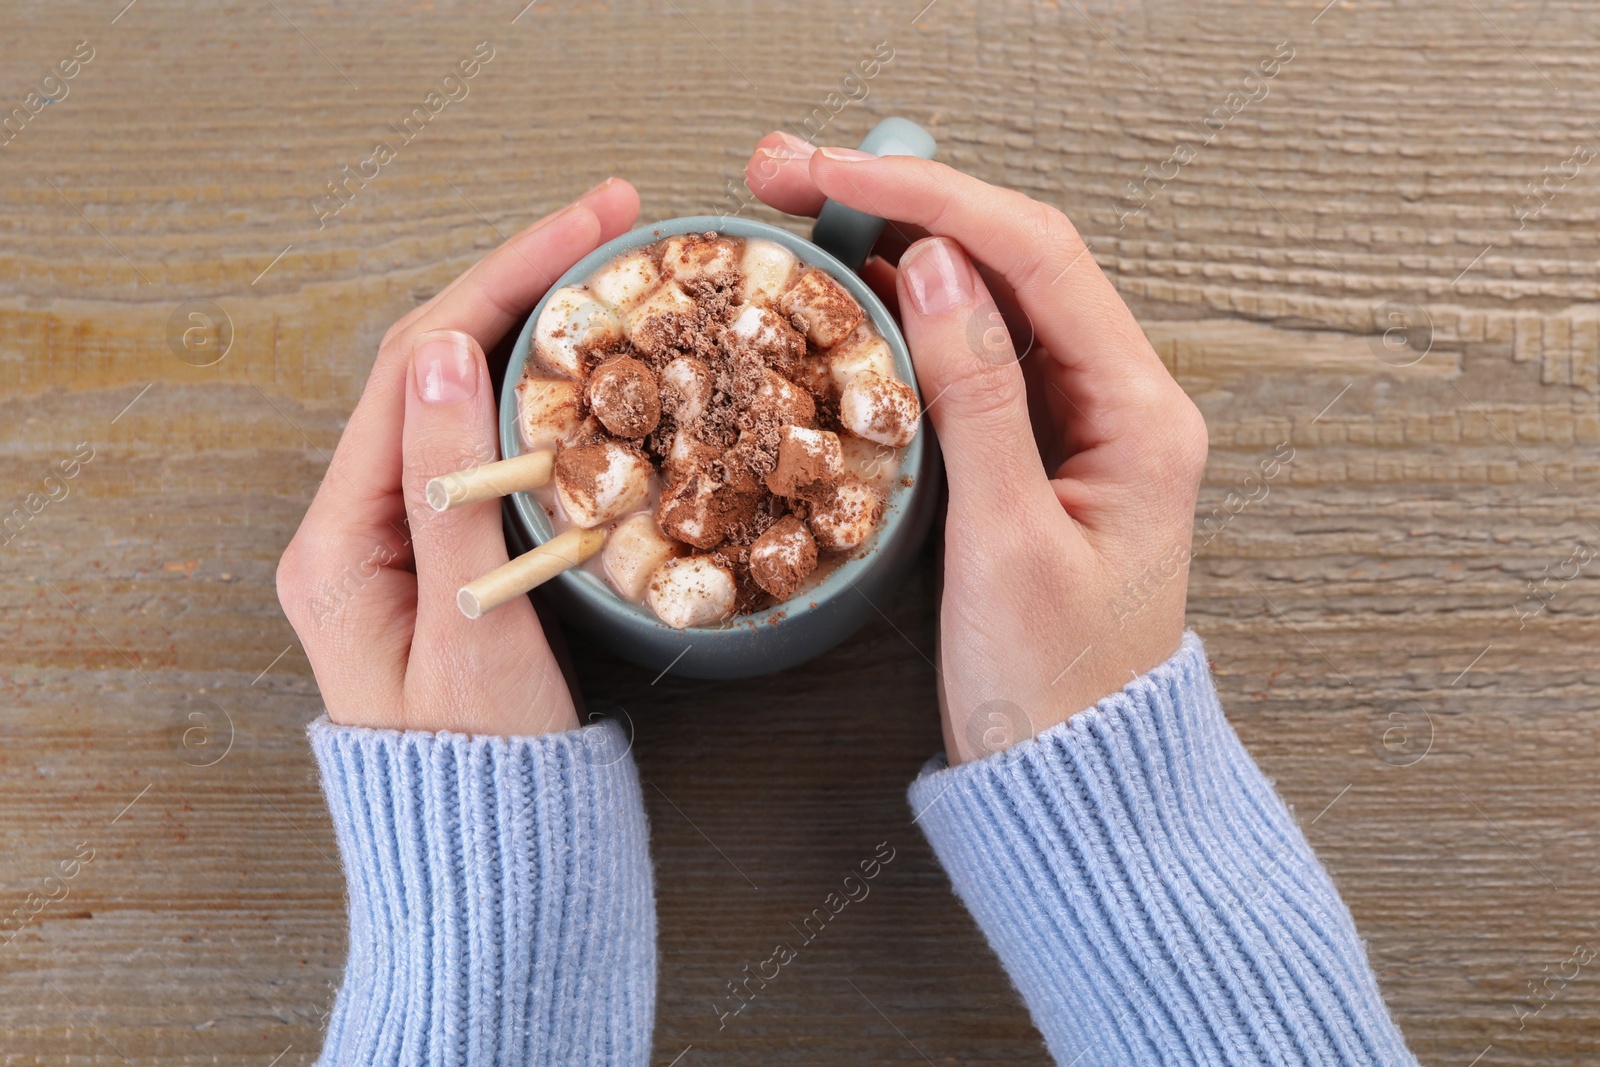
[746, 135, 1209, 763]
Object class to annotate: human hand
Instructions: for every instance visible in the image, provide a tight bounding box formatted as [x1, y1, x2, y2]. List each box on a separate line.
[745, 135, 1207, 764]
[276, 179, 641, 736]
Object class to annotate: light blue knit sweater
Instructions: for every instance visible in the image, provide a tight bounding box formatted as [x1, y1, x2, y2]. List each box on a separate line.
[308, 633, 1416, 1065]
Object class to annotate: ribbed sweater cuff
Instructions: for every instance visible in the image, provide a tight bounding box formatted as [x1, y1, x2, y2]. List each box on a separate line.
[308, 716, 655, 1067]
[908, 632, 1415, 1067]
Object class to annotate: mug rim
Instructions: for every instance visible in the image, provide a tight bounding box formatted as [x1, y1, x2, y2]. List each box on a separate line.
[497, 214, 928, 652]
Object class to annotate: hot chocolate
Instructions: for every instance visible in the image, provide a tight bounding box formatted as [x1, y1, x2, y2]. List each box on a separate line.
[516, 231, 921, 629]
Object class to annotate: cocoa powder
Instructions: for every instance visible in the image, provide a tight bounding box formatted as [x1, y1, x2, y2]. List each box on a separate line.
[555, 439, 645, 516]
[766, 431, 840, 501]
[587, 355, 660, 439]
[749, 515, 818, 600]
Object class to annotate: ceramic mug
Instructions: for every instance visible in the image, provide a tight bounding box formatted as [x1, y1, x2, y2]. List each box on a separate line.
[498, 118, 940, 679]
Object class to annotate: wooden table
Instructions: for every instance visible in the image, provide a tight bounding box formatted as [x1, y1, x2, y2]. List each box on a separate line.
[3, 0, 1597, 1062]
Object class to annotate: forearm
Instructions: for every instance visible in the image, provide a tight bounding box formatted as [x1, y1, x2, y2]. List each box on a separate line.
[911, 633, 1415, 1067]
[309, 716, 655, 1067]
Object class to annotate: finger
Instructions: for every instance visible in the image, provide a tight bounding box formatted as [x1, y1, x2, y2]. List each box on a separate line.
[399, 329, 571, 731]
[743, 134, 931, 264]
[740, 139, 901, 310]
[745, 132, 825, 217]
[807, 151, 1163, 445]
[897, 237, 1066, 528]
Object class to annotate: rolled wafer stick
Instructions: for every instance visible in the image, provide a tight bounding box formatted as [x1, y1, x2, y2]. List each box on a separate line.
[457, 527, 605, 619]
[426, 450, 555, 512]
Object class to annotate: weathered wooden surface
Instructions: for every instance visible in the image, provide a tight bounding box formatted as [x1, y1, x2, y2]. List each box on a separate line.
[3, 0, 1598, 1062]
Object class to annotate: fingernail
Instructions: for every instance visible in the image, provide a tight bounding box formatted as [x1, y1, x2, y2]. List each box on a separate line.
[901, 238, 974, 316]
[818, 146, 877, 163]
[772, 130, 816, 155]
[581, 176, 617, 197]
[414, 331, 478, 404]
[758, 144, 812, 163]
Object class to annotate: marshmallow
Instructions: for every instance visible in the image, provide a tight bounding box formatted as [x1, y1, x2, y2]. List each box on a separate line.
[739, 239, 799, 306]
[839, 431, 900, 486]
[779, 268, 864, 348]
[765, 425, 844, 500]
[648, 555, 738, 629]
[624, 282, 696, 356]
[747, 369, 815, 429]
[659, 356, 713, 425]
[534, 286, 622, 378]
[729, 304, 806, 376]
[808, 479, 882, 553]
[749, 515, 819, 600]
[603, 512, 684, 601]
[662, 234, 739, 286]
[586, 356, 661, 439]
[589, 249, 661, 310]
[839, 370, 920, 448]
[828, 329, 896, 392]
[657, 462, 762, 549]
[662, 428, 721, 485]
[515, 376, 582, 449]
[554, 440, 653, 528]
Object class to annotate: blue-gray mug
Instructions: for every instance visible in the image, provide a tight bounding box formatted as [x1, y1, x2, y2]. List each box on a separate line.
[498, 118, 940, 679]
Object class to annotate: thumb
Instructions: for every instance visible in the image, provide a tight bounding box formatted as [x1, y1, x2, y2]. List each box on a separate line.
[896, 237, 1055, 520]
[402, 329, 510, 608]
[400, 329, 570, 730]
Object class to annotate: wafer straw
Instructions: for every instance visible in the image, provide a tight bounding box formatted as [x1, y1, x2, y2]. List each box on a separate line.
[457, 527, 605, 619]
[426, 450, 554, 512]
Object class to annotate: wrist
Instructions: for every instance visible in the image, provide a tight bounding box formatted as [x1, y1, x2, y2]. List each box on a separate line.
[325, 681, 580, 737]
[942, 608, 1188, 767]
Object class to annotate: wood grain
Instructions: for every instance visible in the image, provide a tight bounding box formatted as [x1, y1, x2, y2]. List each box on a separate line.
[3, 0, 1598, 1062]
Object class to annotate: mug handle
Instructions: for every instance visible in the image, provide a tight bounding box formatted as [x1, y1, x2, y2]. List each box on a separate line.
[811, 117, 937, 272]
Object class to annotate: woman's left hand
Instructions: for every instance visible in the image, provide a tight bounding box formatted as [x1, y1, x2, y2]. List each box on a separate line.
[276, 178, 640, 737]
